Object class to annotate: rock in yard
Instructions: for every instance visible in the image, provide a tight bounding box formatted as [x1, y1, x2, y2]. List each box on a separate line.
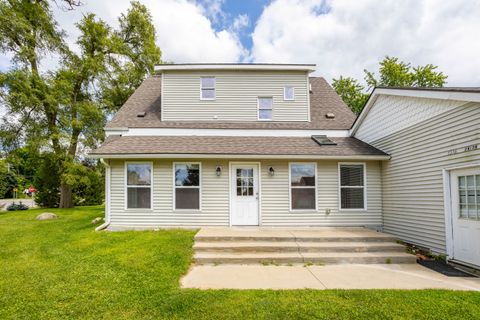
[36, 212, 58, 220]
[91, 217, 103, 224]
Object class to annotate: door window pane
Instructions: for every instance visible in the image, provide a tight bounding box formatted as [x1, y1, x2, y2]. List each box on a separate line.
[458, 174, 479, 220]
[236, 169, 254, 197]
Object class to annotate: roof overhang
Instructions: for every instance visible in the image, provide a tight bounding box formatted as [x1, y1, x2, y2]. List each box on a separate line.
[350, 87, 480, 136]
[154, 63, 316, 73]
[89, 153, 391, 160]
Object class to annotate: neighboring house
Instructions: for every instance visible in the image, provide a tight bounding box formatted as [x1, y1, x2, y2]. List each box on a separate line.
[90, 63, 480, 268]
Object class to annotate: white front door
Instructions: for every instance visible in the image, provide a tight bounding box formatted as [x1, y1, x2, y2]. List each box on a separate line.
[230, 164, 259, 226]
[450, 168, 480, 267]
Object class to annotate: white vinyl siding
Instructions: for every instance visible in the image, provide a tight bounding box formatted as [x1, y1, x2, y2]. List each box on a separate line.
[162, 70, 309, 122]
[358, 99, 480, 253]
[108, 159, 382, 229]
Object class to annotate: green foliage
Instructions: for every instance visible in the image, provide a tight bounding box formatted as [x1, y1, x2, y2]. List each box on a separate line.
[334, 56, 448, 114]
[1, 206, 480, 319]
[6, 201, 29, 211]
[33, 153, 61, 208]
[0, 0, 161, 207]
[331, 76, 369, 115]
[64, 160, 104, 206]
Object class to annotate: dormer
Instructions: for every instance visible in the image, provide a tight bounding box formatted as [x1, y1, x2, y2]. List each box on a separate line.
[155, 63, 316, 122]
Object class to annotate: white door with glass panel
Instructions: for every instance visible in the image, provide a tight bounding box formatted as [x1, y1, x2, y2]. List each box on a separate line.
[231, 164, 259, 226]
[450, 168, 480, 267]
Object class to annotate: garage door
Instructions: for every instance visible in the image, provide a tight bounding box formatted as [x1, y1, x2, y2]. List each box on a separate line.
[450, 168, 480, 267]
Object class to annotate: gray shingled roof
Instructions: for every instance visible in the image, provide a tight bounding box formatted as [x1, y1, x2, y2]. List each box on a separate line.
[106, 76, 356, 130]
[90, 136, 388, 157]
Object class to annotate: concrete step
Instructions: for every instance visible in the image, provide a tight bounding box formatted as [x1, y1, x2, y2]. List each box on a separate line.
[193, 241, 406, 253]
[194, 235, 397, 243]
[194, 251, 417, 265]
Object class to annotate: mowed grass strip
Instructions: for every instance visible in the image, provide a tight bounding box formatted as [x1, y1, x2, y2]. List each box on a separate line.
[0, 206, 479, 319]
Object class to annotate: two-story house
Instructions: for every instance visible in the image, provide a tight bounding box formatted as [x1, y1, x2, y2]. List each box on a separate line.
[90, 63, 480, 268]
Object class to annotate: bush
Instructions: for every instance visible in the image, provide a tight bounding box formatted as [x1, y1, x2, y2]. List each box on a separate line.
[6, 201, 29, 211]
[33, 153, 61, 208]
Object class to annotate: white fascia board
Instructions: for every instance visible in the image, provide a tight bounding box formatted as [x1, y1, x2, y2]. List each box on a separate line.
[154, 64, 316, 73]
[350, 88, 480, 137]
[375, 88, 480, 103]
[89, 153, 390, 160]
[106, 128, 350, 137]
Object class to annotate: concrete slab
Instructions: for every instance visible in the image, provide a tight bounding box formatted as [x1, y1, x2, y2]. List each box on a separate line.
[181, 264, 480, 290]
[181, 265, 325, 289]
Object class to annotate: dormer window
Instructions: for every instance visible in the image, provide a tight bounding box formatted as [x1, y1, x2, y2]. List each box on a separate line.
[258, 97, 273, 120]
[200, 77, 215, 100]
[284, 86, 295, 100]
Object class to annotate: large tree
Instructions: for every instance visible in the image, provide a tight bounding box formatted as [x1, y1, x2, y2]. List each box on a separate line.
[0, 0, 161, 207]
[333, 56, 447, 114]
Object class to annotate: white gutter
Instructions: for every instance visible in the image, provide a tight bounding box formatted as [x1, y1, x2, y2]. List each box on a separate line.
[154, 63, 316, 73]
[89, 154, 391, 160]
[95, 158, 111, 231]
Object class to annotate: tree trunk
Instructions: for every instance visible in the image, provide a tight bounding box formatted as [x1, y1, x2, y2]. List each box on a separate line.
[59, 182, 73, 208]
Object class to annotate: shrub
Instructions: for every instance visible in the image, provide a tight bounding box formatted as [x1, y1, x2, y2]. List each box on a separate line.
[6, 202, 29, 211]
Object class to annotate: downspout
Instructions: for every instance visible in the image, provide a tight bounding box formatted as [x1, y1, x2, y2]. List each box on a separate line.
[96, 158, 111, 231]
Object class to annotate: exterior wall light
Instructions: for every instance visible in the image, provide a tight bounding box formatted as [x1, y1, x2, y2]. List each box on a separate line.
[269, 167, 275, 176]
[215, 166, 222, 176]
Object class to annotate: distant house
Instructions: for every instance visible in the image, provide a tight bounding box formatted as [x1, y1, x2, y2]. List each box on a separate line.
[90, 63, 480, 268]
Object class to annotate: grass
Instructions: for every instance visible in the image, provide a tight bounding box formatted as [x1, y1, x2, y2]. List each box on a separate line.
[1, 206, 479, 319]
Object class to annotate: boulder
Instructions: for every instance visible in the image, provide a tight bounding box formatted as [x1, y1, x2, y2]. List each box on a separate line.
[36, 212, 58, 220]
[91, 217, 102, 224]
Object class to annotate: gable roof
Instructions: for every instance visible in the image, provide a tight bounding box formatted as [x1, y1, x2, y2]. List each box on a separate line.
[90, 135, 389, 159]
[351, 86, 480, 135]
[105, 76, 356, 130]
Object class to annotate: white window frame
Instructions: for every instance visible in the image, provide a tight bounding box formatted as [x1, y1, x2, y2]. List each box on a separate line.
[124, 161, 153, 210]
[200, 77, 216, 100]
[257, 97, 273, 121]
[289, 162, 317, 211]
[284, 86, 295, 101]
[338, 162, 367, 211]
[173, 162, 202, 211]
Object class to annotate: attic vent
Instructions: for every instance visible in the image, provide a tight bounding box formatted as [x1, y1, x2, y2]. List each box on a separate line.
[325, 113, 335, 119]
[312, 135, 337, 146]
[137, 112, 146, 118]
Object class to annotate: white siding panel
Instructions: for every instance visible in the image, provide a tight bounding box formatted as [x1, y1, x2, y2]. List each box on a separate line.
[109, 159, 382, 228]
[355, 95, 466, 143]
[371, 102, 480, 253]
[162, 71, 309, 122]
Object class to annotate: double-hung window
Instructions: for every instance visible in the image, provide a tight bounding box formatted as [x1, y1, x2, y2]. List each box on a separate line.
[290, 163, 317, 210]
[174, 163, 201, 210]
[200, 77, 215, 100]
[126, 163, 152, 209]
[258, 97, 273, 120]
[339, 163, 366, 210]
[284, 86, 295, 100]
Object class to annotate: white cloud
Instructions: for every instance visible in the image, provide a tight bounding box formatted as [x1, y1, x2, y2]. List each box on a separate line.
[251, 0, 480, 86]
[46, 0, 245, 67]
[232, 14, 249, 32]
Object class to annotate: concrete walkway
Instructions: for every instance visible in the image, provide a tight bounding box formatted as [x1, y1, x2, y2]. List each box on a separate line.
[181, 264, 480, 290]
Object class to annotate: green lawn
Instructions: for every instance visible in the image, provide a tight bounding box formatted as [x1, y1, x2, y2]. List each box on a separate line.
[0, 206, 479, 319]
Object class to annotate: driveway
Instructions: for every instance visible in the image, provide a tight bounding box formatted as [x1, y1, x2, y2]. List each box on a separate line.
[0, 198, 36, 210]
[181, 263, 480, 290]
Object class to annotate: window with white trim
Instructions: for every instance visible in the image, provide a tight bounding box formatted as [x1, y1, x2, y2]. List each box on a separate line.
[458, 174, 480, 220]
[258, 97, 273, 120]
[340, 164, 365, 209]
[126, 163, 152, 209]
[200, 77, 215, 100]
[290, 163, 316, 210]
[174, 163, 200, 210]
[284, 86, 295, 100]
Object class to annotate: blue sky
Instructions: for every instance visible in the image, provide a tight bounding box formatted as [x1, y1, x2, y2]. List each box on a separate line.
[1, 0, 480, 86]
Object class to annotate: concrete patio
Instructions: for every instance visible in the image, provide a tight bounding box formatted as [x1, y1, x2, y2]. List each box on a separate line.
[181, 264, 480, 290]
